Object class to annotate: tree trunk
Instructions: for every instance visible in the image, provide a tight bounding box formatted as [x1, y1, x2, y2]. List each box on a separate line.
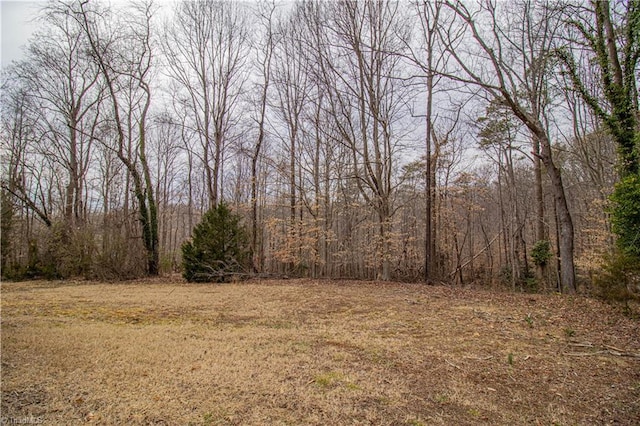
[425, 71, 435, 283]
[252, 84, 268, 272]
[378, 208, 392, 281]
[532, 136, 549, 289]
[77, 0, 158, 276]
[139, 112, 159, 276]
[538, 133, 576, 293]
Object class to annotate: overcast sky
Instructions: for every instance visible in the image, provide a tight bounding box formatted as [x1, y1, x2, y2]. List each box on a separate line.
[1, 1, 40, 68]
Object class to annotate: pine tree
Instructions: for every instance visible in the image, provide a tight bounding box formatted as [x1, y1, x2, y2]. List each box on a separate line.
[182, 203, 250, 283]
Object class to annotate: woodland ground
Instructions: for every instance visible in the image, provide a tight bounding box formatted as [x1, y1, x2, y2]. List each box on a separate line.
[1, 277, 639, 425]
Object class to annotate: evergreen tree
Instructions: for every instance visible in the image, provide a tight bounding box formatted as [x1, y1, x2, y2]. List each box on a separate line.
[182, 203, 250, 283]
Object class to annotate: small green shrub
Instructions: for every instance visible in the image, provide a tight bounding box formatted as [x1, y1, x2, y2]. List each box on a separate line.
[594, 249, 640, 306]
[523, 272, 539, 293]
[531, 240, 553, 267]
[524, 313, 534, 328]
[182, 203, 250, 283]
[610, 174, 640, 258]
[498, 265, 513, 286]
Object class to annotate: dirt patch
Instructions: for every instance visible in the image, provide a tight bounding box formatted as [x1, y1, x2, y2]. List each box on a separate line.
[1, 278, 639, 425]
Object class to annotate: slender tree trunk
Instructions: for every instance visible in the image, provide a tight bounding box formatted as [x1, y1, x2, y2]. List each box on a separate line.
[288, 124, 298, 274]
[252, 90, 267, 271]
[425, 73, 435, 283]
[251, 149, 262, 273]
[533, 138, 546, 242]
[498, 165, 509, 273]
[532, 136, 549, 289]
[213, 130, 223, 207]
[377, 203, 392, 281]
[312, 94, 322, 278]
[65, 115, 78, 224]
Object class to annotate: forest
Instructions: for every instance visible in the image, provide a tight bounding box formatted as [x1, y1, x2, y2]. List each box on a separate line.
[1, 0, 639, 297]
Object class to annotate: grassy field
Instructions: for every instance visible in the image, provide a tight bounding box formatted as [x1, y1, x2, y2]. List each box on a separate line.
[1, 277, 639, 425]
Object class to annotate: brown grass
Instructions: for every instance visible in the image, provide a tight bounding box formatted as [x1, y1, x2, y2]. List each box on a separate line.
[1, 277, 639, 425]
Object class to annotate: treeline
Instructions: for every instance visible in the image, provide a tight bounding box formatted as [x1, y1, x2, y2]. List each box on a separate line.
[1, 0, 638, 295]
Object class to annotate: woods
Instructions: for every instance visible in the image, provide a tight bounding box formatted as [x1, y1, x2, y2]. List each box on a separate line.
[1, 0, 638, 295]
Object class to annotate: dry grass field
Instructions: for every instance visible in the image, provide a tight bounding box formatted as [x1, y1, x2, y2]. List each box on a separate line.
[1, 277, 639, 425]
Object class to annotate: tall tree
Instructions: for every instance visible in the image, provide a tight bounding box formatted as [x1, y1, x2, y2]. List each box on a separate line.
[416, 0, 443, 282]
[1, 76, 51, 228]
[440, 0, 577, 293]
[320, 0, 412, 281]
[477, 101, 530, 288]
[558, 0, 640, 258]
[163, 0, 249, 208]
[248, 1, 278, 273]
[271, 7, 312, 273]
[73, 0, 160, 275]
[405, 0, 455, 282]
[20, 5, 101, 225]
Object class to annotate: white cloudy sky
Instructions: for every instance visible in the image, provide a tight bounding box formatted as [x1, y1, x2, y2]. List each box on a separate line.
[1, 0, 40, 68]
[0, 0, 180, 68]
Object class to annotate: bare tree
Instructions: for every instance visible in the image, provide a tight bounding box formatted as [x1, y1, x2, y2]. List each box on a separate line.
[0, 78, 53, 228]
[440, 0, 576, 293]
[315, 0, 413, 281]
[270, 7, 313, 274]
[1, 2, 103, 230]
[406, 0, 450, 282]
[150, 111, 183, 270]
[246, 1, 279, 273]
[163, 0, 249, 208]
[477, 101, 531, 288]
[24, 6, 101, 225]
[73, 0, 160, 275]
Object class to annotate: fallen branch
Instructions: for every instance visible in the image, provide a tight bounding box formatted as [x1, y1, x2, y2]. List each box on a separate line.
[448, 231, 502, 278]
[445, 359, 462, 370]
[567, 342, 595, 348]
[463, 355, 493, 360]
[563, 347, 640, 358]
[563, 350, 609, 357]
[603, 344, 626, 353]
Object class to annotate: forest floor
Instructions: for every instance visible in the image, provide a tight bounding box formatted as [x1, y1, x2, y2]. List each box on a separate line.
[1, 277, 639, 425]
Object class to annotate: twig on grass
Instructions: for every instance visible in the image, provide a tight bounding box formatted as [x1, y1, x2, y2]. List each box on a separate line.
[563, 346, 640, 358]
[563, 350, 609, 357]
[463, 355, 493, 360]
[568, 342, 595, 348]
[445, 359, 462, 370]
